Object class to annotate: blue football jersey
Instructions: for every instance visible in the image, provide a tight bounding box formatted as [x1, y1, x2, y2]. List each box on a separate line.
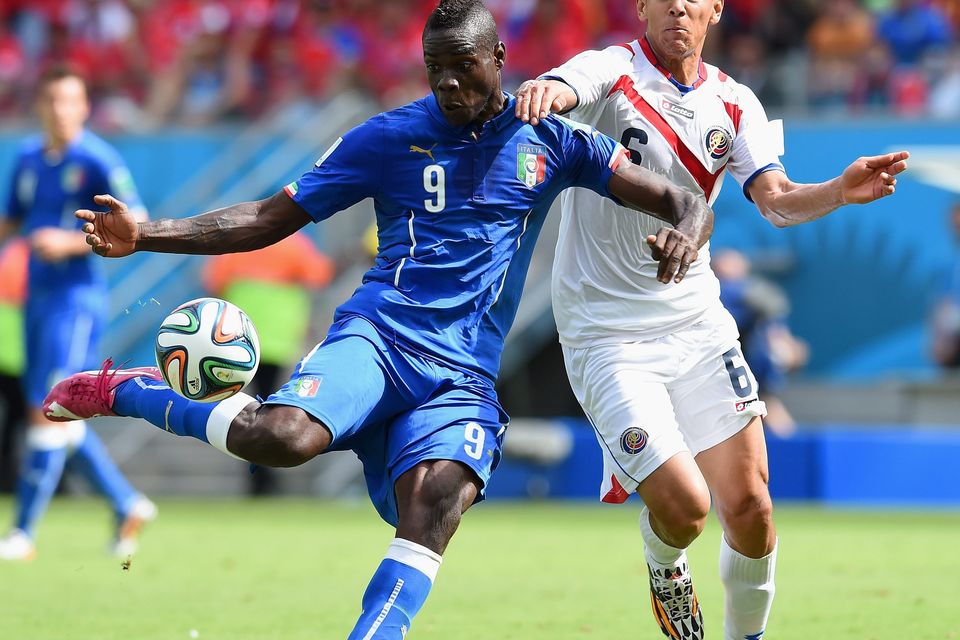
[2, 130, 145, 291]
[286, 93, 629, 381]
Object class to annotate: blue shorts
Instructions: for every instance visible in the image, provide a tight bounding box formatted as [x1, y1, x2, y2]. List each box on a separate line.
[265, 315, 507, 526]
[24, 287, 104, 406]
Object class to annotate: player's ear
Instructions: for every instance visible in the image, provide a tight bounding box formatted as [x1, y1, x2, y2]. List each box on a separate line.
[636, 0, 646, 21]
[494, 41, 505, 69]
[711, 0, 724, 24]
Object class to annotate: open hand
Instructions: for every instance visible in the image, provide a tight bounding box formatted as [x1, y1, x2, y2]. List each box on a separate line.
[76, 194, 139, 257]
[515, 79, 576, 126]
[840, 151, 909, 205]
[647, 229, 698, 284]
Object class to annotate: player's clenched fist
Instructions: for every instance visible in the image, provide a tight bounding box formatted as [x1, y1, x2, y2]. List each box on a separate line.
[515, 79, 578, 126]
[647, 229, 698, 284]
[76, 194, 139, 257]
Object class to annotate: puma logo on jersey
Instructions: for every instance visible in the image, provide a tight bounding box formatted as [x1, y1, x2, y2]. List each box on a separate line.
[662, 99, 694, 119]
[410, 144, 438, 161]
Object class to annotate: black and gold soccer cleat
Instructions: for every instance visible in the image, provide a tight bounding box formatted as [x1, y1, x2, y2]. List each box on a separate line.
[648, 560, 704, 640]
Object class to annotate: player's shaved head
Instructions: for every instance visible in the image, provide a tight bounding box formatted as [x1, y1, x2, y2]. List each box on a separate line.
[424, 0, 499, 51]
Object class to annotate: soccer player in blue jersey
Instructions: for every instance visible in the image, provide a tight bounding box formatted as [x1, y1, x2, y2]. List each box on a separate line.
[0, 67, 157, 561]
[44, 1, 712, 636]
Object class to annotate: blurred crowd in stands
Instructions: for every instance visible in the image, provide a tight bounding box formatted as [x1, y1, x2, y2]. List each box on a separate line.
[0, 0, 958, 129]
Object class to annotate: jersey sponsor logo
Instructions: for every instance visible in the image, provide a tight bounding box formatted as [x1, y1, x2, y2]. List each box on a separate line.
[293, 375, 322, 397]
[662, 99, 694, 119]
[409, 144, 437, 162]
[61, 163, 85, 193]
[705, 127, 733, 160]
[619, 427, 648, 455]
[517, 144, 546, 188]
[735, 398, 760, 413]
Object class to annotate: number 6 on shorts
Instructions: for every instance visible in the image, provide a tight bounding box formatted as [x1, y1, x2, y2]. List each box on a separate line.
[722, 346, 754, 399]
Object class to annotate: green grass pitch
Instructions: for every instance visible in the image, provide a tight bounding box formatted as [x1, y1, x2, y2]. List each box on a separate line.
[1, 498, 958, 639]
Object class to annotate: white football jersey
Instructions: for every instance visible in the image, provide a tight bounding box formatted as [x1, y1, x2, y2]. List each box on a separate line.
[545, 38, 785, 347]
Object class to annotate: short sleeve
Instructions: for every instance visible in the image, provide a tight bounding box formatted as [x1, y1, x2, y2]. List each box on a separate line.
[725, 84, 786, 199]
[553, 116, 629, 197]
[283, 118, 382, 223]
[540, 46, 634, 127]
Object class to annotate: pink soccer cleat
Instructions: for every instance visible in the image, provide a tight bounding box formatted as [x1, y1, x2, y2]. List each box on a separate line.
[43, 358, 164, 422]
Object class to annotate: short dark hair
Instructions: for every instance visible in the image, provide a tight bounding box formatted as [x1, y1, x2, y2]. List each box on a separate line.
[424, 0, 499, 51]
[38, 64, 86, 91]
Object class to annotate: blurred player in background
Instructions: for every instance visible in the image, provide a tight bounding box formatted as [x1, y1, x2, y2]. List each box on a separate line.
[43, 1, 714, 636]
[713, 249, 808, 436]
[0, 239, 28, 493]
[516, 1, 908, 638]
[203, 231, 335, 495]
[0, 66, 156, 561]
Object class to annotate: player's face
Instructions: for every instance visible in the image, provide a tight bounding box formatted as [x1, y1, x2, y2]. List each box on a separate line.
[637, 0, 723, 60]
[423, 29, 505, 127]
[37, 77, 89, 146]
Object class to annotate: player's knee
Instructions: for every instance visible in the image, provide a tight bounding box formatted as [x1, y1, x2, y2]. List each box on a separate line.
[719, 488, 773, 534]
[655, 496, 710, 547]
[230, 406, 329, 467]
[397, 462, 478, 550]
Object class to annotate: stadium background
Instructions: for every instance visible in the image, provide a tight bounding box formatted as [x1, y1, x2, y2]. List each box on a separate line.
[0, 2, 959, 639]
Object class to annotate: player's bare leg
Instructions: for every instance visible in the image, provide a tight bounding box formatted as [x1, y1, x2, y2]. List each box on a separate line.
[224, 403, 331, 467]
[636, 452, 710, 640]
[1, 403, 155, 560]
[348, 460, 480, 639]
[696, 417, 777, 640]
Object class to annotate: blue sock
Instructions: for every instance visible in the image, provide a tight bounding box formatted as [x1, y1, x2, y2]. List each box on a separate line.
[15, 427, 69, 538]
[66, 422, 137, 518]
[113, 378, 216, 442]
[112, 378, 254, 458]
[348, 539, 442, 640]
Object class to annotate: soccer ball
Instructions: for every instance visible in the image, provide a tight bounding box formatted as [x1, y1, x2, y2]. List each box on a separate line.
[155, 297, 260, 402]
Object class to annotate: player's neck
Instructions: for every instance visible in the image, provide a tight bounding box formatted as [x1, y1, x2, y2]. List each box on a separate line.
[644, 36, 703, 87]
[44, 131, 81, 155]
[472, 89, 506, 128]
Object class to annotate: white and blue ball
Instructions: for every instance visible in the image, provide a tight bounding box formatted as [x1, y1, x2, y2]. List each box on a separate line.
[155, 297, 260, 402]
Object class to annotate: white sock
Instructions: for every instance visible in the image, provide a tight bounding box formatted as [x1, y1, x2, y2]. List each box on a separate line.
[386, 538, 443, 582]
[720, 535, 778, 640]
[639, 506, 685, 567]
[205, 392, 255, 460]
[63, 421, 87, 453]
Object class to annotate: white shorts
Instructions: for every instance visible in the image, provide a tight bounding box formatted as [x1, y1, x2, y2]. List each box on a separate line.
[562, 307, 767, 503]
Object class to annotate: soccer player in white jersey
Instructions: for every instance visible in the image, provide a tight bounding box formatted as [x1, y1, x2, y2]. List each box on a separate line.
[515, 2, 908, 639]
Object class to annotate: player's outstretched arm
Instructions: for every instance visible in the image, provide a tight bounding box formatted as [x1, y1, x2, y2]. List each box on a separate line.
[608, 162, 714, 284]
[515, 79, 578, 126]
[77, 191, 312, 258]
[748, 151, 909, 228]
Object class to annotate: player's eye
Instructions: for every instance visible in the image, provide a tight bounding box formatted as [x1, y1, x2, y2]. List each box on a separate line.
[426, 64, 440, 73]
[458, 62, 473, 72]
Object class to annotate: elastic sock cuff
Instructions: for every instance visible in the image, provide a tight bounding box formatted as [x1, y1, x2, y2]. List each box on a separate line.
[205, 392, 256, 460]
[387, 538, 443, 583]
[64, 421, 87, 449]
[640, 506, 686, 567]
[720, 535, 778, 583]
[26, 425, 69, 450]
